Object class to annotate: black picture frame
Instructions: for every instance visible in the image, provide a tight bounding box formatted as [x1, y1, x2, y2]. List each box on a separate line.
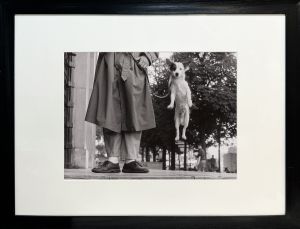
[1, 0, 299, 228]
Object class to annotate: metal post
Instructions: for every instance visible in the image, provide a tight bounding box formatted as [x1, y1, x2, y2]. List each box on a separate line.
[171, 141, 175, 170]
[184, 141, 187, 171]
[218, 141, 221, 172]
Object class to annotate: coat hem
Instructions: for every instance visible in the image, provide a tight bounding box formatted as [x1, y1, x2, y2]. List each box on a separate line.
[85, 119, 156, 133]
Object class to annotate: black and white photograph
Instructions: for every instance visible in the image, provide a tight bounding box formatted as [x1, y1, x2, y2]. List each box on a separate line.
[64, 52, 237, 179]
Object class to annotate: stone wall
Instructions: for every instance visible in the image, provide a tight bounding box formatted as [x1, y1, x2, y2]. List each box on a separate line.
[65, 52, 98, 168]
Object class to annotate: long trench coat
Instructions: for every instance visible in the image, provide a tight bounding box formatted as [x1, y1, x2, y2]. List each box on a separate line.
[85, 52, 158, 133]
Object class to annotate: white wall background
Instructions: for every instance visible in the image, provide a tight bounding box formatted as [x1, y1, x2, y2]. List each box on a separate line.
[15, 15, 285, 216]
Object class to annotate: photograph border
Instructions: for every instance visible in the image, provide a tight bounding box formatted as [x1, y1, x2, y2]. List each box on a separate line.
[2, 0, 299, 228]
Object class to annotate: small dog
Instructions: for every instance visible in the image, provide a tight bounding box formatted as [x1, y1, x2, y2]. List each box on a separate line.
[166, 59, 192, 141]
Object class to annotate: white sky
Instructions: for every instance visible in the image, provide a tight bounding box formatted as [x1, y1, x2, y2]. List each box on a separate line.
[159, 52, 173, 59]
[207, 137, 237, 160]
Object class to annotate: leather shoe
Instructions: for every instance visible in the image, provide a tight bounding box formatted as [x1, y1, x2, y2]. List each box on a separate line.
[91, 161, 121, 173]
[122, 160, 149, 173]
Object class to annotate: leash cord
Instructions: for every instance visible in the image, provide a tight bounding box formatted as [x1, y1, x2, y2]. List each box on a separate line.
[128, 53, 198, 108]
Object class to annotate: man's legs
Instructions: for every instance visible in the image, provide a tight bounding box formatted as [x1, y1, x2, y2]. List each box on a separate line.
[92, 129, 149, 173]
[103, 128, 121, 163]
[121, 131, 149, 173]
[91, 128, 121, 173]
[121, 131, 142, 163]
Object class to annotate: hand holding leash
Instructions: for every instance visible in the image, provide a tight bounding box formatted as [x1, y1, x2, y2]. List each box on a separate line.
[136, 56, 150, 69]
[129, 53, 170, 99]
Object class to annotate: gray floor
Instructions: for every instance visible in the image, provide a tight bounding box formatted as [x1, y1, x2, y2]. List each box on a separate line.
[64, 169, 237, 179]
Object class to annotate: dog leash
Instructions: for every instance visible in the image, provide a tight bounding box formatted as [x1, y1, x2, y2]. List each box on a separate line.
[128, 53, 170, 99]
[129, 53, 199, 110]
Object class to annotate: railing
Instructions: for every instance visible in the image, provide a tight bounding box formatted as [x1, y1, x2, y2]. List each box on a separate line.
[161, 140, 188, 171]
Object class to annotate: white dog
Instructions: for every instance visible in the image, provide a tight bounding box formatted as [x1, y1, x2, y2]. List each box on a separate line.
[166, 59, 192, 141]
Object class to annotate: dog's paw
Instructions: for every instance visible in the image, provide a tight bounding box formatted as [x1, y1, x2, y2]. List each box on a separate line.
[182, 135, 187, 140]
[167, 104, 174, 109]
[175, 136, 180, 141]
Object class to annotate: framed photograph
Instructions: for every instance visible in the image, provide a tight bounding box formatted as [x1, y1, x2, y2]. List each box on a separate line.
[2, 0, 299, 228]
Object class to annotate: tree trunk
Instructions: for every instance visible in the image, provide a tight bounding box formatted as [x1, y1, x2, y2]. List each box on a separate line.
[217, 124, 221, 173]
[199, 135, 207, 172]
[152, 147, 157, 162]
[201, 137, 207, 159]
[162, 147, 166, 170]
[218, 142, 221, 172]
[146, 146, 150, 162]
[141, 146, 145, 162]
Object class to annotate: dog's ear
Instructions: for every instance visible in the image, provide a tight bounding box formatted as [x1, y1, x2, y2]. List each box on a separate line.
[166, 59, 176, 71]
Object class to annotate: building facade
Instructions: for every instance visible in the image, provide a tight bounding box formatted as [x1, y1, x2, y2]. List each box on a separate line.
[223, 146, 237, 173]
[64, 52, 98, 169]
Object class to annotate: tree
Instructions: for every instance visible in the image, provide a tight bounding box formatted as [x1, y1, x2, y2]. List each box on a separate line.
[141, 52, 237, 163]
[172, 52, 237, 156]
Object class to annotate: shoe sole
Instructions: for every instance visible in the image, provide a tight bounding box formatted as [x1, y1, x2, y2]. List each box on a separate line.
[122, 169, 149, 173]
[91, 169, 121, 173]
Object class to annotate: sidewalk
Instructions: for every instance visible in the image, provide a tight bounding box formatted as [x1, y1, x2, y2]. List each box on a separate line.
[64, 168, 237, 179]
